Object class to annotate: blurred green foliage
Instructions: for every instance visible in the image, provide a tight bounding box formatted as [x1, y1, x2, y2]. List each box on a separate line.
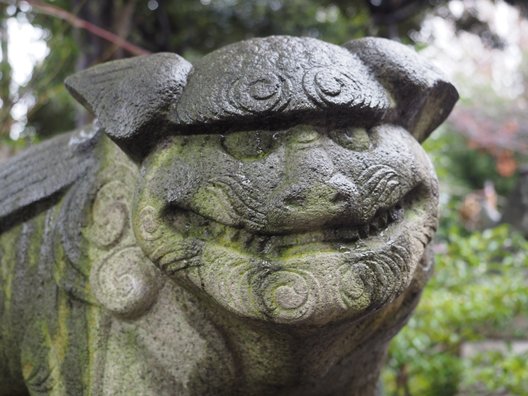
[425, 129, 518, 196]
[460, 350, 528, 394]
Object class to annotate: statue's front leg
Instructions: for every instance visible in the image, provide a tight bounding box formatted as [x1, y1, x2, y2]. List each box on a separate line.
[97, 282, 237, 396]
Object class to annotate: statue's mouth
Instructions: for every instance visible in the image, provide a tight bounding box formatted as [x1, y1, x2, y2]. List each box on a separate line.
[274, 204, 404, 249]
[154, 182, 431, 272]
[196, 185, 424, 260]
[149, 183, 435, 325]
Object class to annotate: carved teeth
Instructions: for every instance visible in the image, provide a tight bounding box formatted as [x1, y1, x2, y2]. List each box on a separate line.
[389, 207, 404, 222]
[370, 211, 387, 232]
[380, 211, 388, 226]
[281, 232, 322, 246]
[362, 202, 405, 238]
[359, 225, 369, 239]
[227, 199, 406, 250]
[277, 200, 405, 246]
[341, 228, 359, 241]
[325, 228, 359, 242]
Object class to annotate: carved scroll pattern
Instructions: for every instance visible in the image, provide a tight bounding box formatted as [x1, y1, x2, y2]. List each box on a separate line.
[204, 64, 390, 121]
[194, 248, 323, 324]
[91, 247, 162, 317]
[195, 244, 416, 325]
[303, 66, 365, 108]
[88, 158, 163, 318]
[259, 268, 320, 322]
[227, 72, 292, 114]
[301, 65, 390, 113]
[90, 180, 129, 248]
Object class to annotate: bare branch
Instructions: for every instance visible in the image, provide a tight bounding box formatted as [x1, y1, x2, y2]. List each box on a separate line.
[21, 0, 150, 56]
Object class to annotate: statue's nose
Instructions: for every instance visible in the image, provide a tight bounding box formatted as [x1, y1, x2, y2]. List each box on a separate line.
[281, 173, 358, 208]
[267, 139, 361, 232]
[269, 173, 360, 232]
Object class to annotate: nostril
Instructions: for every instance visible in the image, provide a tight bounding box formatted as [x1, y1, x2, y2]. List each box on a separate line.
[330, 190, 349, 204]
[328, 173, 357, 205]
[284, 191, 306, 207]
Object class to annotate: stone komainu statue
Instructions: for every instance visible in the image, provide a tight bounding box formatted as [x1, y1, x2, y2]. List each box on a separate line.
[0, 36, 457, 395]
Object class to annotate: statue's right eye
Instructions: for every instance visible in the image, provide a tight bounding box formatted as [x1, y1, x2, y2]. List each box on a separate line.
[329, 127, 372, 151]
[221, 130, 276, 160]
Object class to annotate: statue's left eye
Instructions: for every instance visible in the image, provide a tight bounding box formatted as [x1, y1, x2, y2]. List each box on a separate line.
[329, 127, 371, 151]
[221, 130, 276, 160]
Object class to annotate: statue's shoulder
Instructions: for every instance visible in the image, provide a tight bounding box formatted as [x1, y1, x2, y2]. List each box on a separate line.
[0, 124, 101, 227]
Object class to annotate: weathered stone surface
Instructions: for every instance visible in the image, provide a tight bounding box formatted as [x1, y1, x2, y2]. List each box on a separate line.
[0, 36, 457, 395]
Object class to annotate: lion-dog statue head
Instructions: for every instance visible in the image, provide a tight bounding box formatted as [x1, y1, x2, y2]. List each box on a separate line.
[66, 36, 457, 330]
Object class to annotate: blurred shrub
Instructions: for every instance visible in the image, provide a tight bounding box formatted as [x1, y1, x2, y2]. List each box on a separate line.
[424, 128, 518, 198]
[383, 224, 528, 395]
[459, 350, 528, 395]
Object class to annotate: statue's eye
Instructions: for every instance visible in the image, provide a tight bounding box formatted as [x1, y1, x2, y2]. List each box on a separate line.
[329, 127, 371, 151]
[221, 130, 275, 159]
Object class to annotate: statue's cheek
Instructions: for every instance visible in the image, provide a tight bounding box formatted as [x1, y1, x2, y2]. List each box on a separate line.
[371, 125, 435, 184]
[131, 160, 204, 279]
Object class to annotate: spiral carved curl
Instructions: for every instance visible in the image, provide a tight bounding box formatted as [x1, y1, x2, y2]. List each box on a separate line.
[227, 72, 291, 115]
[259, 268, 320, 323]
[91, 246, 163, 318]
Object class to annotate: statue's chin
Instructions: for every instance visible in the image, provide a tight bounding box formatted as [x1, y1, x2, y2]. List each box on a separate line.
[175, 206, 433, 327]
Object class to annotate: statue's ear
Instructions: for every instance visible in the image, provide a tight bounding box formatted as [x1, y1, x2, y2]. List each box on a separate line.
[65, 53, 192, 160]
[343, 38, 458, 142]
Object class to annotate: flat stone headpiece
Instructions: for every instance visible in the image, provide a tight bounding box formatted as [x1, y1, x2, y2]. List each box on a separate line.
[65, 35, 458, 158]
[172, 36, 391, 128]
